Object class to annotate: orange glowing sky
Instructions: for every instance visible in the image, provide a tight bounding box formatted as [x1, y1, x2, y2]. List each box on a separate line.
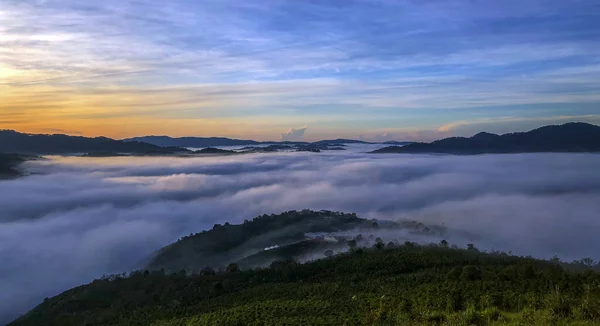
[2, 0, 600, 141]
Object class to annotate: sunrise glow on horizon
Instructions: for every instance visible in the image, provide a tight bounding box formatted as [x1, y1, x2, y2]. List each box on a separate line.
[2, 0, 600, 141]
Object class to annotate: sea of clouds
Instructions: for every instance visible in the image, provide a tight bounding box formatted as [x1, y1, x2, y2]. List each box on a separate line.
[2, 146, 600, 322]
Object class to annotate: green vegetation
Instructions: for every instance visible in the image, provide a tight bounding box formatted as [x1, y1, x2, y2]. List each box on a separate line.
[11, 241, 600, 325]
[146, 210, 373, 272]
[146, 210, 445, 273]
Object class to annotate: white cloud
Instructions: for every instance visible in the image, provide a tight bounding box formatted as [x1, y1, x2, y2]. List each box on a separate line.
[281, 126, 307, 141]
[1, 151, 600, 322]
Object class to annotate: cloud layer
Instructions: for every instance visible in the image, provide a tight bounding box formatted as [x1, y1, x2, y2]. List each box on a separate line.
[1, 149, 600, 322]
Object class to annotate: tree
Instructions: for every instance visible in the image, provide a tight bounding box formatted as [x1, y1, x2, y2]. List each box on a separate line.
[226, 263, 239, 273]
[199, 266, 215, 276]
[348, 239, 358, 250]
[467, 243, 478, 251]
[440, 239, 449, 248]
[460, 265, 481, 281]
[580, 257, 595, 267]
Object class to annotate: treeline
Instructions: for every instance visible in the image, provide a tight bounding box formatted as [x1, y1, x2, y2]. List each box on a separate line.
[11, 241, 600, 325]
[147, 210, 364, 272]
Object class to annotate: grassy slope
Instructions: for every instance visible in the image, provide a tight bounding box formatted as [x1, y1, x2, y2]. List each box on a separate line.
[11, 244, 600, 326]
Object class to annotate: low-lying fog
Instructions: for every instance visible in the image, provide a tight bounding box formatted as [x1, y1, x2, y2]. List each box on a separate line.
[2, 146, 600, 322]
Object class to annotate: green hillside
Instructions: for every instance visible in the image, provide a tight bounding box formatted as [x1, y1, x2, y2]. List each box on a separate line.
[145, 210, 435, 272]
[11, 241, 600, 325]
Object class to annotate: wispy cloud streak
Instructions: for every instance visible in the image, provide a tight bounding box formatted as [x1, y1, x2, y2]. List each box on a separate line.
[1, 0, 600, 139]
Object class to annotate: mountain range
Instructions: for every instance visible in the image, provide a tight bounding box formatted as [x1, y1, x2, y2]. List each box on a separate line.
[2, 122, 599, 156]
[123, 136, 373, 148]
[372, 122, 600, 154]
[0, 130, 188, 155]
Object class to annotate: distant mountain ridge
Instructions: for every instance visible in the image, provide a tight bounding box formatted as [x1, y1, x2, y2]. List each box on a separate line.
[123, 136, 264, 147]
[0, 130, 188, 155]
[372, 122, 600, 154]
[124, 136, 373, 148]
[383, 140, 414, 145]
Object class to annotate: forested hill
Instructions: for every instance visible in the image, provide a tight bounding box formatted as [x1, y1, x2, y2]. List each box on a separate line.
[372, 122, 600, 154]
[145, 210, 395, 272]
[0, 130, 188, 155]
[11, 241, 600, 325]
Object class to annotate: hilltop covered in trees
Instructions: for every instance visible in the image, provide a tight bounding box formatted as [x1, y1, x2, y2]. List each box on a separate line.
[10, 210, 600, 325]
[146, 210, 442, 272]
[11, 240, 600, 325]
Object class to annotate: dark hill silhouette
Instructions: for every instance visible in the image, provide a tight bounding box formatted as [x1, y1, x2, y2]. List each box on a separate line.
[311, 139, 371, 145]
[195, 147, 237, 154]
[0, 130, 187, 155]
[124, 136, 264, 148]
[0, 153, 32, 178]
[124, 136, 376, 148]
[383, 140, 414, 145]
[372, 122, 600, 154]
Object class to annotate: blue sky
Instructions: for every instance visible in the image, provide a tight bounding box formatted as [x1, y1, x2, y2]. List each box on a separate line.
[1, 0, 599, 140]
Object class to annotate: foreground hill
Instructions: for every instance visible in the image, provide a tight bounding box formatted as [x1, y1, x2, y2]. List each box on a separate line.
[372, 122, 600, 154]
[0, 130, 188, 155]
[11, 239, 600, 325]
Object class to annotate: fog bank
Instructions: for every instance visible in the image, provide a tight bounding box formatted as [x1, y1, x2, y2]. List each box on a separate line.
[1, 149, 600, 322]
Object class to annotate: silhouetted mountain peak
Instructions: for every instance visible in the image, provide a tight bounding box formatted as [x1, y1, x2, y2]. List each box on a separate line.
[0, 130, 188, 155]
[472, 131, 499, 139]
[372, 122, 600, 154]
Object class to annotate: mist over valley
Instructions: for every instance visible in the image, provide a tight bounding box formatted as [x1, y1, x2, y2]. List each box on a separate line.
[2, 144, 600, 323]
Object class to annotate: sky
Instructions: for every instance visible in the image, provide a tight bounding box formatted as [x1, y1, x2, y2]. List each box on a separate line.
[1, 0, 600, 141]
